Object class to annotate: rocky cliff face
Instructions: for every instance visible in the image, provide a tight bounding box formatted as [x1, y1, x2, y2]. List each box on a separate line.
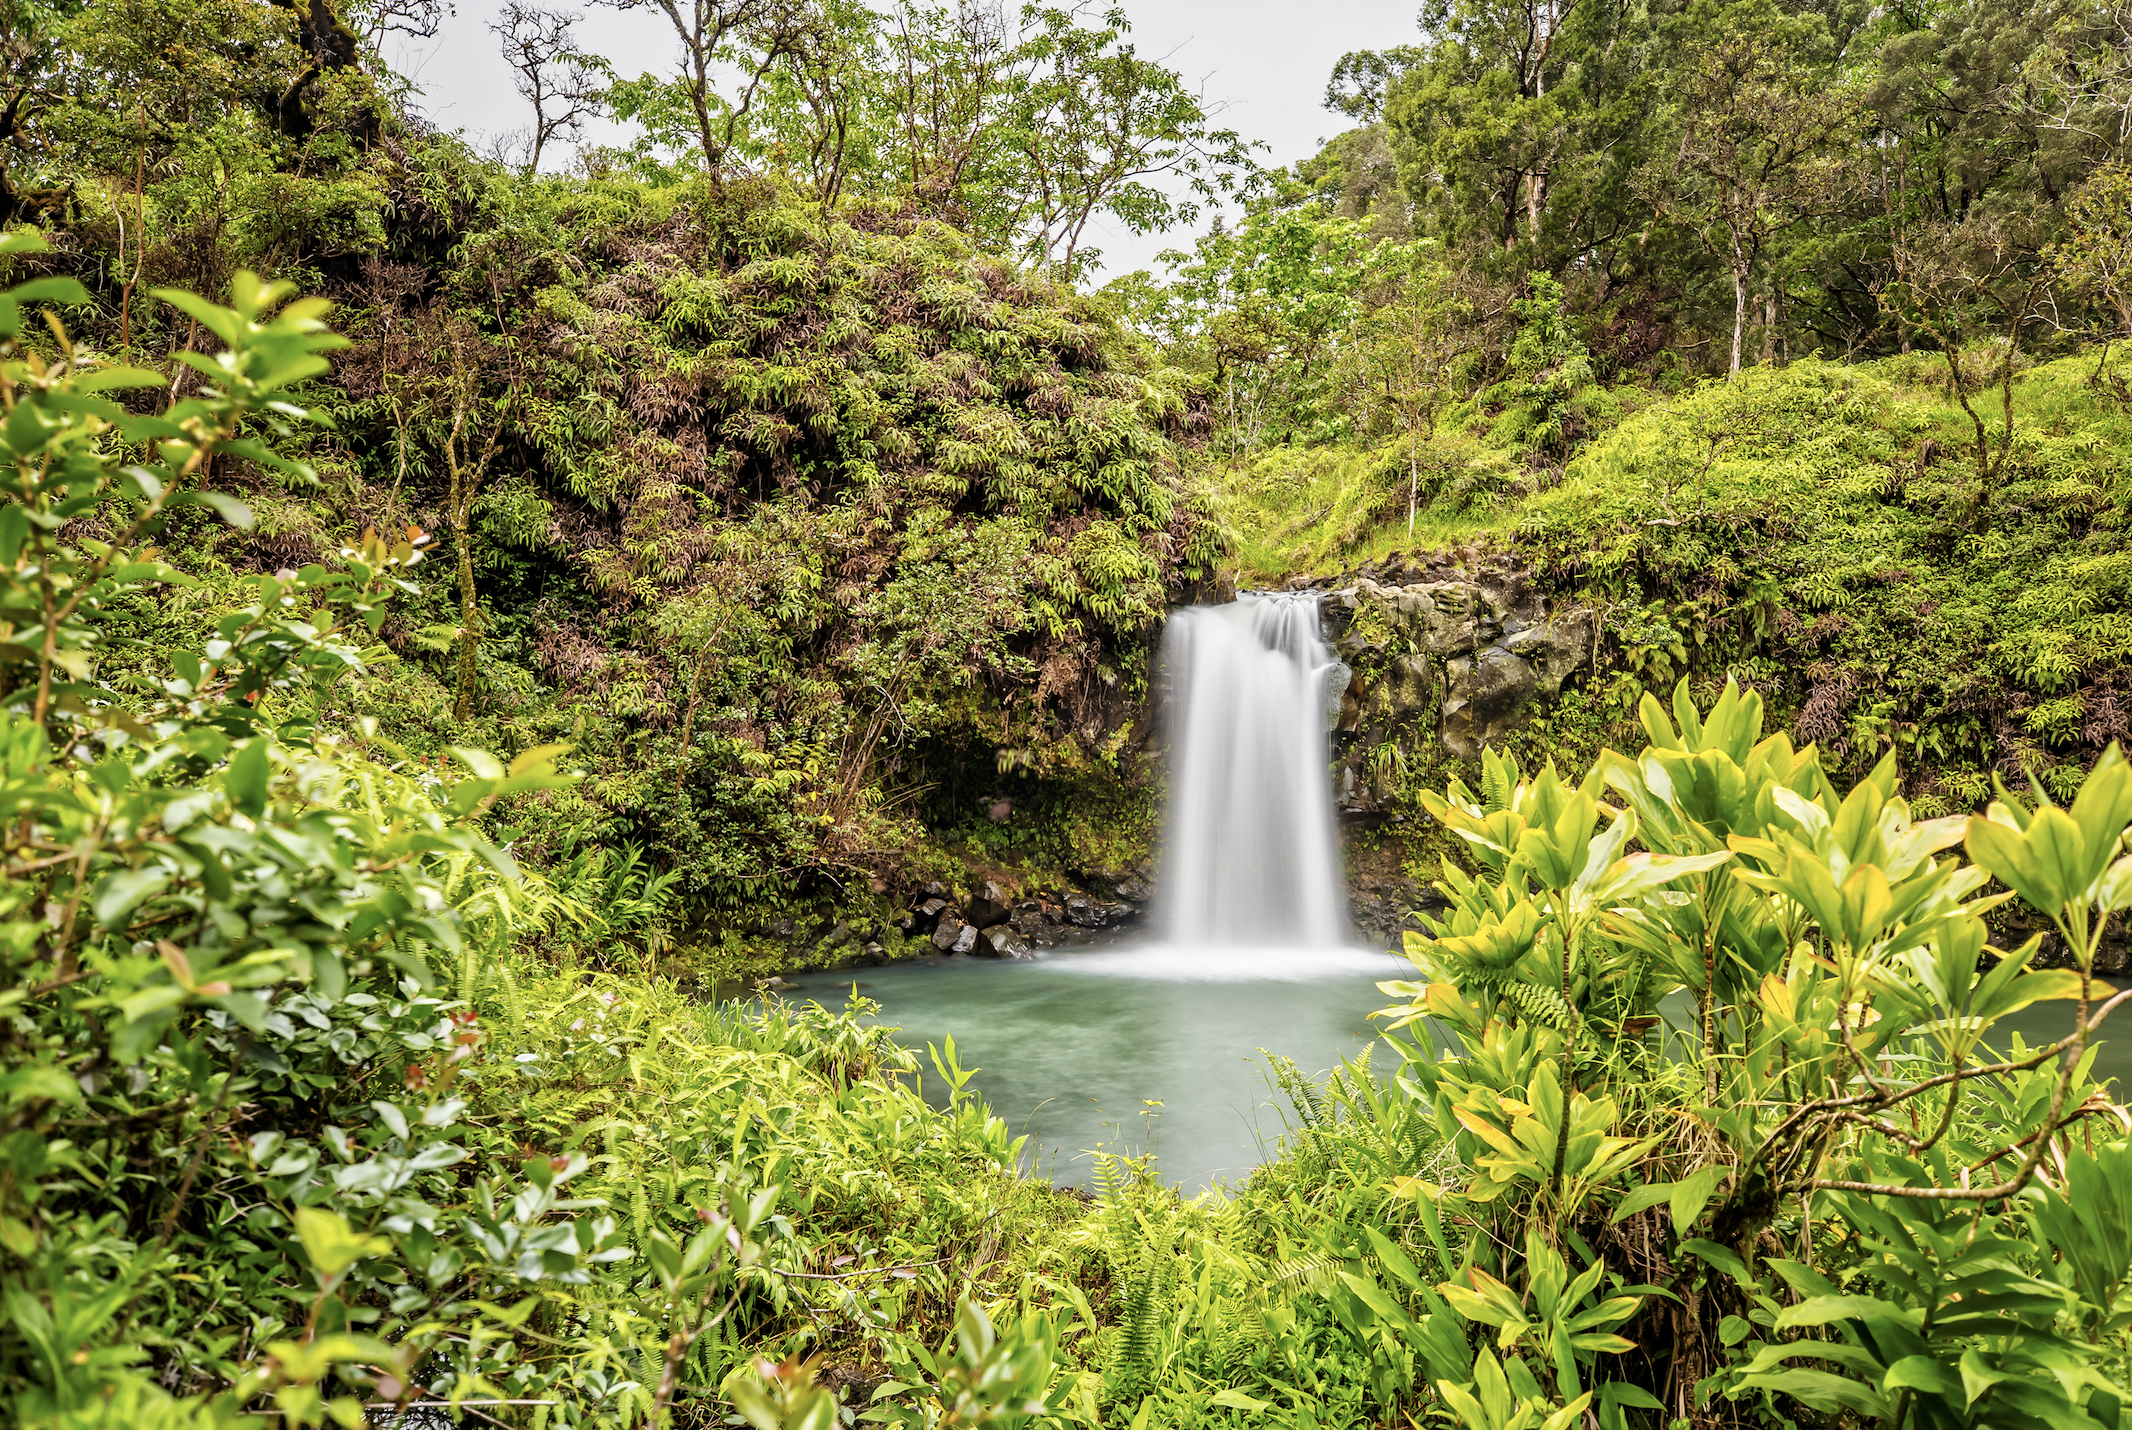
[1299, 553, 1598, 812]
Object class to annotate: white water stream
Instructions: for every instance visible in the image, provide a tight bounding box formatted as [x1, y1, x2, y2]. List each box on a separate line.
[793, 594, 1407, 1187]
[1155, 592, 1349, 949]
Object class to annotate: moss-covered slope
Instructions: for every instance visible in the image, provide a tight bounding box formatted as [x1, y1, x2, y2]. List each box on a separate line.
[1228, 353, 2132, 824]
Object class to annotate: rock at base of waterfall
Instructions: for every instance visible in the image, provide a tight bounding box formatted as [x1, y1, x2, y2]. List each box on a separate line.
[931, 914, 969, 952]
[979, 925, 1035, 959]
[965, 881, 1012, 929]
[1009, 900, 1061, 943]
[1080, 867, 1153, 906]
[1063, 891, 1132, 928]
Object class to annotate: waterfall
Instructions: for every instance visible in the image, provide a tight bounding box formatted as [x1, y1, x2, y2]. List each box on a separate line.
[1157, 593, 1348, 948]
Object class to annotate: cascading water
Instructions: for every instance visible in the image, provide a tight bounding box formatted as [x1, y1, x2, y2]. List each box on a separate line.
[1156, 592, 1348, 948]
[782, 591, 1402, 1189]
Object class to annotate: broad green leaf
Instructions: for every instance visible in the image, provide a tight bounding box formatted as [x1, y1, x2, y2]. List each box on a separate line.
[1883, 1354, 1962, 1395]
[94, 867, 169, 929]
[226, 738, 270, 818]
[292, 1206, 389, 1279]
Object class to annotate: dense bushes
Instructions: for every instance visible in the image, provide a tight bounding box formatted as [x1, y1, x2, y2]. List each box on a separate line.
[3, 255, 2130, 1430]
[0, 260, 1101, 1428]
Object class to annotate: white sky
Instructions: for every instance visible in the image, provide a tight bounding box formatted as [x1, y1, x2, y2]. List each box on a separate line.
[390, 0, 1411, 279]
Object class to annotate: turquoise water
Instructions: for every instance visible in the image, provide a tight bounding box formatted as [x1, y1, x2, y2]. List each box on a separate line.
[786, 944, 1409, 1192]
[784, 951, 2127, 1193]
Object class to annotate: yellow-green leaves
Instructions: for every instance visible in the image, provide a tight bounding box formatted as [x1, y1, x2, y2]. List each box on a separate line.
[292, 1207, 389, 1285]
[1734, 773, 1984, 959]
[1885, 917, 2084, 1056]
[1448, 1060, 1657, 1216]
[1966, 749, 2132, 954]
[1434, 900, 1545, 977]
[1439, 1230, 1644, 1401]
[1434, 1348, 1594, 1430]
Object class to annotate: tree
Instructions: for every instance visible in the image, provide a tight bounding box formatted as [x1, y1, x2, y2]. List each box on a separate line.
[1640, 17, 1855, 373]
[1884, 204, 2051, 531]
[597, 0, 821, 176]
[1322, 46, 1422, 122]
[356, 293, 520, 725]
[1133, 183, 1377, 449]
[435, 326, 519, 723]
[996, 4, 1254, 278]
[348, 0, 451, 48]
[886, 0, 1028, 220]
[2053, 163, 2132, 403]
[1339, 241, 1481, 535]
[758, 0, 874, 209]
[1385, 0, 1654, 260]
[489, 2, 610, 175]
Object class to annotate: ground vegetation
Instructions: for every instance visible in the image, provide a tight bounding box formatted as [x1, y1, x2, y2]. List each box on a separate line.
[3, 0, 2132, 1425]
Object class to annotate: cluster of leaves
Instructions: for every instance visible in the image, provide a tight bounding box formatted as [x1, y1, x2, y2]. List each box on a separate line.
[0, 254, 1128, 1430]
[364, 186, 1217, 922]
[997, 682, 2132, 1430]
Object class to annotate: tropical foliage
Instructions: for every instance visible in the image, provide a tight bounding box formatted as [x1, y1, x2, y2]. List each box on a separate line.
[4, 0, 2132, 1425]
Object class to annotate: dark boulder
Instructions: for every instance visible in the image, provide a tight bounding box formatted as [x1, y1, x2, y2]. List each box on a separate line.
[965, 880, 1013, 929]
[979, 925, 1036, 959]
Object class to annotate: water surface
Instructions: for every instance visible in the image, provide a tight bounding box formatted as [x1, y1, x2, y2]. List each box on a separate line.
[788, 944, 1407, 1191]
[787, 954, 2127, 1193]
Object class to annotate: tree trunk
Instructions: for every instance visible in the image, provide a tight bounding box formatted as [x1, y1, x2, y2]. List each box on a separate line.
[1730, 262, 1748, 376]
[1408, 442, 1419, 538]
[448, 462, 479, 725]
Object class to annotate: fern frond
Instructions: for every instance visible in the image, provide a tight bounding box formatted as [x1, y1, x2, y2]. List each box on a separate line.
[1502, 980, 1583, 1031]
[1264, 1250, 1359, 1296]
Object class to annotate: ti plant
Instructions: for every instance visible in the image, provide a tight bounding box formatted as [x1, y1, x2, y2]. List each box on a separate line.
[1377, 679, 2132, 1428]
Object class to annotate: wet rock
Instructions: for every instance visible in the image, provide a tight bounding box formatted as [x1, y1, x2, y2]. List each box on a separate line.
[931, 914, 967, 951]
[2001, 905, 2132, 975]
[1083, 868, 1153, 906]
[946, 922, 979, 955]
[904, 897, 948, 935]
[1442, 647, 1539, 761]
[1320, 560, 1598, 789]
[1441, 610, 1597, 760]
[966, 881, 1013, 929]
[1063, 891, 1132, 928]
[1010, 901, 1060, 943]
[979, 925, 1035, 959]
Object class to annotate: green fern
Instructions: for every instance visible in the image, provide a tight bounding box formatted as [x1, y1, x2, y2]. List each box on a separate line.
[1264, 1248, 1360, 1296]
[1501, 980, 1584, 1032]
[1107, 1220, 1182, 1391]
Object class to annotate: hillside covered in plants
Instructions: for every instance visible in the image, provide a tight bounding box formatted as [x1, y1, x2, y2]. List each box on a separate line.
[5, 0, 2132, 1426]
